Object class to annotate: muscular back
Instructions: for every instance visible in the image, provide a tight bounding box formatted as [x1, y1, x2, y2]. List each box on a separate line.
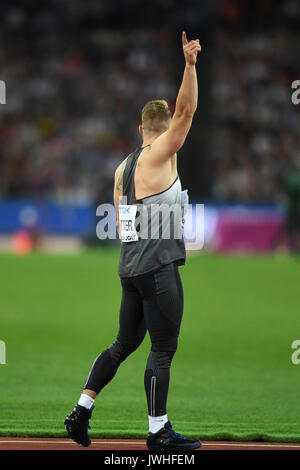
[134, 147, 178, 200]
[114, 148, 177, 235]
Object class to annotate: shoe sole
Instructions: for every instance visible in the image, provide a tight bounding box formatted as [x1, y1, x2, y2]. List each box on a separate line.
[64, 419, 91, 447]
[147, 442, 202, 451]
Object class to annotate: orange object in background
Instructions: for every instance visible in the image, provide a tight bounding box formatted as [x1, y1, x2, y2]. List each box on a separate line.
[12, 230, 34, 255]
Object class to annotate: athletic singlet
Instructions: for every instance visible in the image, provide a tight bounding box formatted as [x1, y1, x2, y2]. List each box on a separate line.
[118, 146, 186, 278]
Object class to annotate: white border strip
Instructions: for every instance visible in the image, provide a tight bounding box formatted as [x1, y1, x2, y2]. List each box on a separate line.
[0, 440, 300, 449]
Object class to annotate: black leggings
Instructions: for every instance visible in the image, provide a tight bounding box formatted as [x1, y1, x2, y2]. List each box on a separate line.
[84, 262, 184, 417]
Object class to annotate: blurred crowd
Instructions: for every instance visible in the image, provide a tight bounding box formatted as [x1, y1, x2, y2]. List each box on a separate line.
[1, 0, 300, 205]
[0, 1, 178, 204]
[210, 0, 300, 203]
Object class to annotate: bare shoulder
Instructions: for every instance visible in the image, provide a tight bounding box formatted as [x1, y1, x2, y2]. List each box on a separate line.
[114, 157, 128, 190]
[115, 158, 127, 177]
[139, 144, 177, 168]
[140, 127, 183, 167]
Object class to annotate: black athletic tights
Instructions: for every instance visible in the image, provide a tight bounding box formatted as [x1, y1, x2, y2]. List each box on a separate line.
[84, 262, 184, 417]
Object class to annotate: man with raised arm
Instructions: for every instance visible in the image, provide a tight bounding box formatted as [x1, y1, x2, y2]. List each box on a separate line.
[65, 31, 202, 450]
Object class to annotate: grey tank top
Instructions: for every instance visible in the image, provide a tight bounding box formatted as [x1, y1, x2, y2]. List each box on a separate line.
[118, 146, 186, 278]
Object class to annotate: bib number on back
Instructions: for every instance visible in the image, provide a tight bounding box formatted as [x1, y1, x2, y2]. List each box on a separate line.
[119, 205, 138, 243]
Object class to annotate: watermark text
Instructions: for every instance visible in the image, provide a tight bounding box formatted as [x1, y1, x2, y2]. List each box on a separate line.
[95, 200, 204, 250]
[291, 340, 300, 365]
[0, 340, 6, 364]
[0, 80, 6, 104]
[291, 80, 300, 105]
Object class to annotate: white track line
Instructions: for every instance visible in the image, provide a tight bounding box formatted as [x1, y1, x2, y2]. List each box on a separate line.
[0, 440, 300, 449]
[204, 443, 300, 449]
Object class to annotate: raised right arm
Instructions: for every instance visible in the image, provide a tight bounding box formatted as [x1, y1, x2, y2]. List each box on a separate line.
[146, 32, 201, 165]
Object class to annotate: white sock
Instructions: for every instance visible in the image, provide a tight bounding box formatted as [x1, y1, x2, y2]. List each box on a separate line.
[78, 393, 95, 410]
[149, 414, 168, 434]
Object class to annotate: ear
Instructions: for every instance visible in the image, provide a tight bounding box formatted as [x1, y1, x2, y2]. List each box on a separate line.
[138, 124, 143, 136]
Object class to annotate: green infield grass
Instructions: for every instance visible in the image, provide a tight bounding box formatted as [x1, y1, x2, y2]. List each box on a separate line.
[0, 249, 300, 441]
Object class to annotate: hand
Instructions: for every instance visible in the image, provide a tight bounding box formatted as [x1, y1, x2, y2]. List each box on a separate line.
[182, 31, 202, 66]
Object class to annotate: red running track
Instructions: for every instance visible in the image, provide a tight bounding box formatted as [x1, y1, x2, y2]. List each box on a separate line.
[0, 438, 300, 451]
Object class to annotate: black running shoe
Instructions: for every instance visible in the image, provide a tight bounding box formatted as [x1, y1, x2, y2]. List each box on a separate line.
[64, 404, 93, 447]
[147, 421, 201, 451]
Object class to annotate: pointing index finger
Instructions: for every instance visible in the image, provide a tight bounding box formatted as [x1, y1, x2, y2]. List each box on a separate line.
[182, 31, 188, 46]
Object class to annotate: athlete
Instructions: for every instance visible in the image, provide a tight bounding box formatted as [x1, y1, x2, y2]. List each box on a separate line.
[65, 31, 202, 450]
